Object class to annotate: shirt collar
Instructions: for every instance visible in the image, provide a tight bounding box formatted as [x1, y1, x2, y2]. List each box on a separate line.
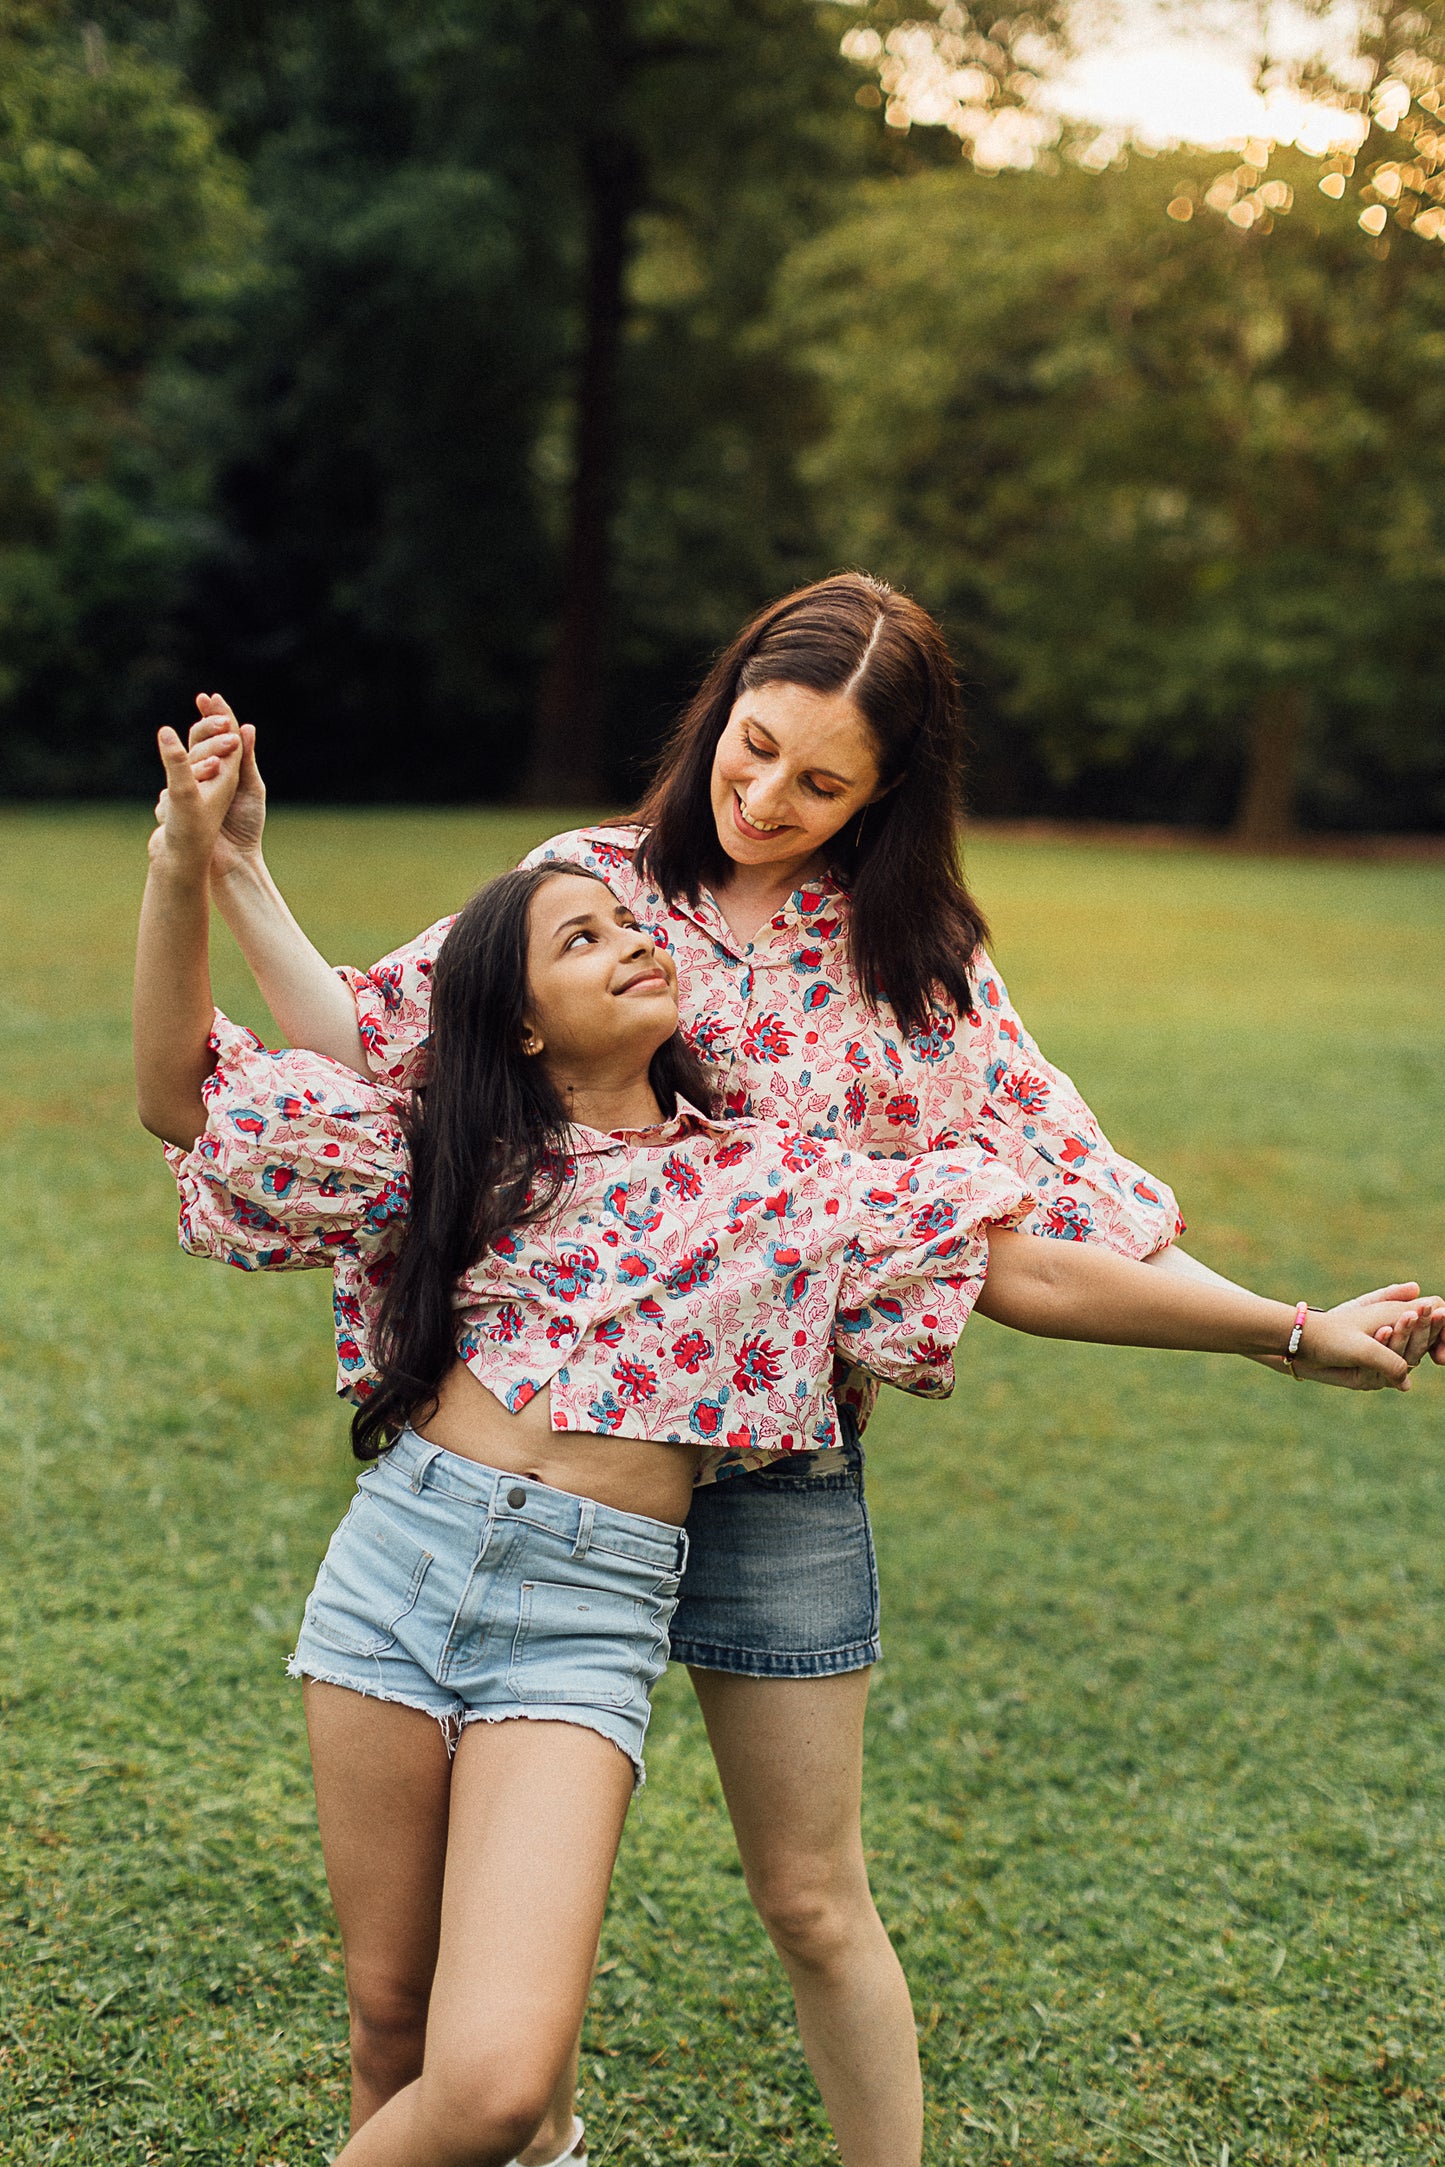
[566, 1094, 745, 1158]
[692, 871, 849, 957]
[579, 821, 849, 953]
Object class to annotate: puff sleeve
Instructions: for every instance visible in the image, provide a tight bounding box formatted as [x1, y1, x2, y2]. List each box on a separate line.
[334, 916, 455, 1091]
[165, 1012, 410, 1270]
[961, 952, 1184, 1258]
[829, 1146, 1034, 1396]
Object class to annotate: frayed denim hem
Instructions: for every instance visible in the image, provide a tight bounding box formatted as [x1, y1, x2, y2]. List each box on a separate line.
[287, 1657, 467, 1750]
[288, 1658, 645, 1787]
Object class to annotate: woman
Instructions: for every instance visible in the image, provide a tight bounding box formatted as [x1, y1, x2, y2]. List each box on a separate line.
[166, 574, 1442, 2167]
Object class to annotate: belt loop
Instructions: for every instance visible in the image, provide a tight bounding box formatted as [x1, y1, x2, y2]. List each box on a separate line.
[675, 1525, 690, 1577]
[479, 1489, 498, 1560]
[407, 1439, 443, 1495]
[572, 1498, 596, 1560]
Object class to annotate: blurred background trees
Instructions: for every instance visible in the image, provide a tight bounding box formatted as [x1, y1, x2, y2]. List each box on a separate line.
[0, 0, 255, 789]
[780, 145, 1445, 840]
[3, 0, 1443, 833]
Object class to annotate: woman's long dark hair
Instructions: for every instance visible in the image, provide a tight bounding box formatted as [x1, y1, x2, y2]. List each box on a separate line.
[634, 573, 988, 1036]
[352, 862, 715, 1461]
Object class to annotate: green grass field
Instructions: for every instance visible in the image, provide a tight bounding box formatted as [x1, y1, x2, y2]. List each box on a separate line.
[3, 807, 1444, 2167]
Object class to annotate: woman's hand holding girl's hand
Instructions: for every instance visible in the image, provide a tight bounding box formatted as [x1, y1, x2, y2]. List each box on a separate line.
[148, 715, 243, 882]
[1293, 1293, 1445, 1391]
[151, 694, 266, 881]
[1285, 1284, 1445, 1387]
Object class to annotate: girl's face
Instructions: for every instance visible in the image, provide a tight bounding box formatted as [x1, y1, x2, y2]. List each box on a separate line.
[709, 680, 885, 878]
[524, 874, 679, 1074]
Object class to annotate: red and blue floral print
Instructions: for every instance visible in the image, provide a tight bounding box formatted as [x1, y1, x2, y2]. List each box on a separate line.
[337, 826, 1183, 1435]
[168, 1012, 1036, 1468]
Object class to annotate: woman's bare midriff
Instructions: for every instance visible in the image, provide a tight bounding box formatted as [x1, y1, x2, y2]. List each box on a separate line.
[412, 1359, 701, 1525]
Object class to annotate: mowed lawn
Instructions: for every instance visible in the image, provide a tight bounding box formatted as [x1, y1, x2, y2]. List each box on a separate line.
[2, 806, 1444, 2167]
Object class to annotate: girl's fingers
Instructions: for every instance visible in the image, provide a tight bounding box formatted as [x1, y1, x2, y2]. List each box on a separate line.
[157, 726, 195, 784]
[189, 732, 239, 765]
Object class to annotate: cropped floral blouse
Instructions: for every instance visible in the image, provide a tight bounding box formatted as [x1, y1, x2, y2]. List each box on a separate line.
[335, 826, 1183, 1427]
[168, 1015, 1039, 1470]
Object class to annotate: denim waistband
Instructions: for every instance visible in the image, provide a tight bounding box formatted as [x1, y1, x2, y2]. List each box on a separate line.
[372, 1429, 689, 1574]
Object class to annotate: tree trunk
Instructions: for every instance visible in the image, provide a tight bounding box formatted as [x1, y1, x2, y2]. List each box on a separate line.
[523, 113, 641, 806]
[1233, 685, 1307, 846]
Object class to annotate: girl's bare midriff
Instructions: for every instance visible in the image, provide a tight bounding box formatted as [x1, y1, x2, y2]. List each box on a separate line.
[413, 1358, 701, 1525]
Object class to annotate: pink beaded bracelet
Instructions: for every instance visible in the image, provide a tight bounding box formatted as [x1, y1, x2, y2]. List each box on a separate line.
[1286, 1299, 1309, 1378]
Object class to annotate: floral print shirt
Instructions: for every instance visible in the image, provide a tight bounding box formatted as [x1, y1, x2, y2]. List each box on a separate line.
[338, 825, 1183, 1432]
[167, 1014, 1036, 1474]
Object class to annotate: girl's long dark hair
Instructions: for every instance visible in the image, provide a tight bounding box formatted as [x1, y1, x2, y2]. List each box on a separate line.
[634, 573, 988, 1036]
[351, 862, 715, 1461]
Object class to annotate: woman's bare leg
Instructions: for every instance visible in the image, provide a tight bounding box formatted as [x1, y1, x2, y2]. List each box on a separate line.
[689, 1666, 923, 2167]
[328, 1715, 635, 2167]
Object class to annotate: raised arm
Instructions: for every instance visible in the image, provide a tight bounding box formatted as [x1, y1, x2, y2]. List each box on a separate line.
[164, 699, 368, 1072]
[977, 1228, 1440, 1391]
[134, 725, 240, 1148]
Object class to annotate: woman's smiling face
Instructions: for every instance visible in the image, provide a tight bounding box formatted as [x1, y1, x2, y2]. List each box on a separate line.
[523, 873, 678, 1075]
[709, 681, 885, 879]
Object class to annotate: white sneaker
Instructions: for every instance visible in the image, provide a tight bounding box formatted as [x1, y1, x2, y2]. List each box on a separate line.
[507, 2116, 585, 2167]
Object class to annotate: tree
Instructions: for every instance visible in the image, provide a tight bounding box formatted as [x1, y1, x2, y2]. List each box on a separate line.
[534, 0, 1076, 802]
[0, 2, 256, 790]
[94, 0, 888, 803]
[776, 140, 1445, 836]
[522, 0, 880, 801]
[105, 0, 580, 803]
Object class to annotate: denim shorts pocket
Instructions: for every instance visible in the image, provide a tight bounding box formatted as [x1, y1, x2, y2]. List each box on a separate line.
[507, 1579, 669, 1710]
[304, 1496, 434, 1659]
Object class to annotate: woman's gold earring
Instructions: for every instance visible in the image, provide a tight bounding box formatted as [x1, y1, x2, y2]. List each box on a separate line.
[522, 1034, 541, 1056]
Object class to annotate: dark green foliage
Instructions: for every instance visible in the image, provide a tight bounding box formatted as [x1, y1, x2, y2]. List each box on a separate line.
[0, 2, 257, 791]
[776, 146, 1445, 835]
[3, 808, 1445, 2160]
[105, 0, 577, 800]
[4, 0, 1443, 826]
[0, 0, 889, 802]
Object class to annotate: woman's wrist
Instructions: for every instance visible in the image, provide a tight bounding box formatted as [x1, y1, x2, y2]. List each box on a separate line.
[212, 848, 270, 895]
[1237, 1295, 1302, 1362]
[210, 849, 276, 926]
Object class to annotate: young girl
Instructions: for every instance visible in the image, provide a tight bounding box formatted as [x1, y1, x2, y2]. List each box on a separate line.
[136, 726, 1437, 2167]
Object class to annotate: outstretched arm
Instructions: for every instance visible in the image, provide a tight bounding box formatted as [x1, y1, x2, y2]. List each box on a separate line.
[157, 698, 368, 1071]
[134, 726, 240, 1148]
[977, 1227, 1439, 1391]
[1144, 1231, 1444, 1375]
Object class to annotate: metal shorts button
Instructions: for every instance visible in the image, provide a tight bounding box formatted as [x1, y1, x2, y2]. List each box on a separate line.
[507, 1486, 527, 1509]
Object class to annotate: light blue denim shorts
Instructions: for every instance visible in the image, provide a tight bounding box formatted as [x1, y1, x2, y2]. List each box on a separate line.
[289, 1430, 687, 1784]
[669, 1408, 880, 1680]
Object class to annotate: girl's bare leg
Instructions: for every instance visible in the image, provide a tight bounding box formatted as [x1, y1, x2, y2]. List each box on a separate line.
[304, 1684, 453, 2128]
[689, 1667, 923, 2167]
[327, 1715, 635, 2167]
